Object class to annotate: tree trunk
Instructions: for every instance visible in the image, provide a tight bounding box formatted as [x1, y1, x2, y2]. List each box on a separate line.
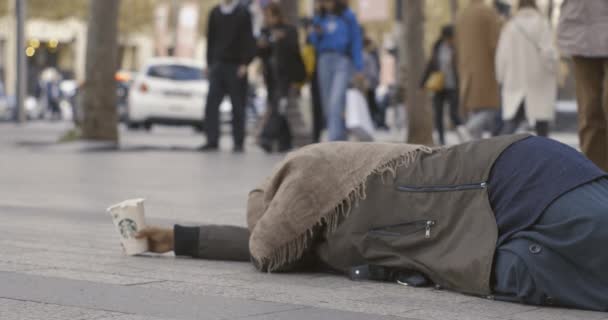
[403, 0, 434, 145]
[81, 0, 120, 142]
[279, 0, 299, 26]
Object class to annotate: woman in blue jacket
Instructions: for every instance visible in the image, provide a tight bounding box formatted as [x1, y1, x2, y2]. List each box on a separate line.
[309, 0, 363, 141]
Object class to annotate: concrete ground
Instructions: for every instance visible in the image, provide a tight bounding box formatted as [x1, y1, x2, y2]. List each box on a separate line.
[0, 121, 604, 320]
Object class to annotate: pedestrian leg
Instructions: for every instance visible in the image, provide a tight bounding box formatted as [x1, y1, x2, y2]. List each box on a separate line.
[447, 89, 462, 126]
[311, 73, 324, 143]
[501, 102, 526, 135]
[572, 57, 607, 171]
[317, 55, 333, 138]
[466, 110, 495, 139]
[366, 88, 379, 127]
[318, 53, 350, 141]
[535, 121, 549, 137]
[447, 89, 470, 142]
[277, 110, 292, 152]
[227, 65, 248, 150]
[433, 91, 446, 145]
[203, 64, 226, 148]
[494, 179, 608, 310]
[325, 58, 350, 141]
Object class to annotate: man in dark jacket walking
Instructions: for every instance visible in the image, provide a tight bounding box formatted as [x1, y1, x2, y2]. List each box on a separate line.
[257, 3, 306, 153]
[200, 0, 256, 153]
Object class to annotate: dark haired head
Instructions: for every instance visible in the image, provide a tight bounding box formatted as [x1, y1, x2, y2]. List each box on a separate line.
[441, 25, 454, 40]
[263, 2, 285, 24]
[319, 0, 347, 16]
[518, 0, 537, 10]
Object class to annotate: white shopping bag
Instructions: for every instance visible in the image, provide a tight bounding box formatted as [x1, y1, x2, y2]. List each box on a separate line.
[346, 89, 375, 141]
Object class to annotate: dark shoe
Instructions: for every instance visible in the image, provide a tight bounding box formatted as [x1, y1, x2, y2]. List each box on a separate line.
[198, 144, 219, 152]
[258, 140, 273, 154]
[233, 145, 245, 153]
[277, 145, 292, 153]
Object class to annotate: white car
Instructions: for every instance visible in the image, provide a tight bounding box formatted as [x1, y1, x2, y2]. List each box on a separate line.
[127, 58, 231, 130]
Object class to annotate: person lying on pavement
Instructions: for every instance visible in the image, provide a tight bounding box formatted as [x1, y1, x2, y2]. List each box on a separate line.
[136, 134, 608, 311]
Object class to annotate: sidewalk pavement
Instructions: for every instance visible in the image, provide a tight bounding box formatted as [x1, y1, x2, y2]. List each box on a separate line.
[0, 122, 604, 320]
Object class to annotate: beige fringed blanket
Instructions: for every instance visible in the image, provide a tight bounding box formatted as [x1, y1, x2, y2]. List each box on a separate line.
[246, 142, 433, 271]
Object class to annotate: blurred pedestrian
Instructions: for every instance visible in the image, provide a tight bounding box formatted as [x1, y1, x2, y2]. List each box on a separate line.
[496, 0, 558, 137]
[309, 0, 364, 141]
[455, 0, 502, 139]
[200, 0, 256, 153]
[558, 0, 608, 171]
[257, 3, 307, 153]
[421, 25, 469, 145]
[39, 68, 63, 121]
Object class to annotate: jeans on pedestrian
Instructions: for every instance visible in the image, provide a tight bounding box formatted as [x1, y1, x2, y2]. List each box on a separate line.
[204, 62, 248, 148]
[493, 178, 608, 311]
[317, 52, 351, 141]
[466, 109, 499, 139]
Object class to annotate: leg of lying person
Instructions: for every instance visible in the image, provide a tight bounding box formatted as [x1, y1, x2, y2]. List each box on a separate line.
[493, 178, 608, 311]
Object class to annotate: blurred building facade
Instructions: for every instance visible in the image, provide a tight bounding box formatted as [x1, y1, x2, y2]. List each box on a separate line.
[0, 0, 564, 96]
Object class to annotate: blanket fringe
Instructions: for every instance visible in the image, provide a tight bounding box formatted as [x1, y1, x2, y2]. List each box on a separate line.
[263, 146, 433, 272]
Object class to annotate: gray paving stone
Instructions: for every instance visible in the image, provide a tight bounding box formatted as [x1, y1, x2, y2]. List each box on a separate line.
[507, 308, 607, 320]
[399, 308, 504, 320]
[240, 307, 414, 320]
[20, 268, 159, 286]
[0, 272, 410, 320]
[0, 272, 300, 319]
[0, 298, 142, 320]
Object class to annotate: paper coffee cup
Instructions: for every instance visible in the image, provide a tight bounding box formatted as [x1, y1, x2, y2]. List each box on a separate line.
[107, 198, 149, 256]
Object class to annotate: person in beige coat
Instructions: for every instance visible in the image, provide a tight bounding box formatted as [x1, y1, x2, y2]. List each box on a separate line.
[455, 0, 503, 139]
[558, 0, 608, 171]
[496, 0, 558, 137]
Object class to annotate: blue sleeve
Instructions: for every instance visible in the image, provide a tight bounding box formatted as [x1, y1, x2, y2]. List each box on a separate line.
[308, 16, 322, 47]
[347, 13, 364, 71]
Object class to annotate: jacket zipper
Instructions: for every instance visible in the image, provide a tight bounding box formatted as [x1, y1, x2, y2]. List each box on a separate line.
[369, 220, 436, 238]
[396, 182, 487, 193]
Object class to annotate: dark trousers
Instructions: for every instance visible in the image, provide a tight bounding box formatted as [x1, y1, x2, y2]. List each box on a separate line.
[259, 88, 293, 152]
[204, 62, 248, 147]
[494, 178, 608, 311]
[433, 89, 461, 145]
[311, 72, 324, 143]
[500, 102, 549, 137]
[366, 88, 381, 128]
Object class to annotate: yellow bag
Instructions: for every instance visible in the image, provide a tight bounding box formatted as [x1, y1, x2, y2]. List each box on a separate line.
[425, 71, 445, 92]
[301, 44, 316, 81]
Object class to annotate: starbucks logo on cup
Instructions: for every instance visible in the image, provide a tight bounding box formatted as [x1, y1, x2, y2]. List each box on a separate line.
[118, 218, 138, 239]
